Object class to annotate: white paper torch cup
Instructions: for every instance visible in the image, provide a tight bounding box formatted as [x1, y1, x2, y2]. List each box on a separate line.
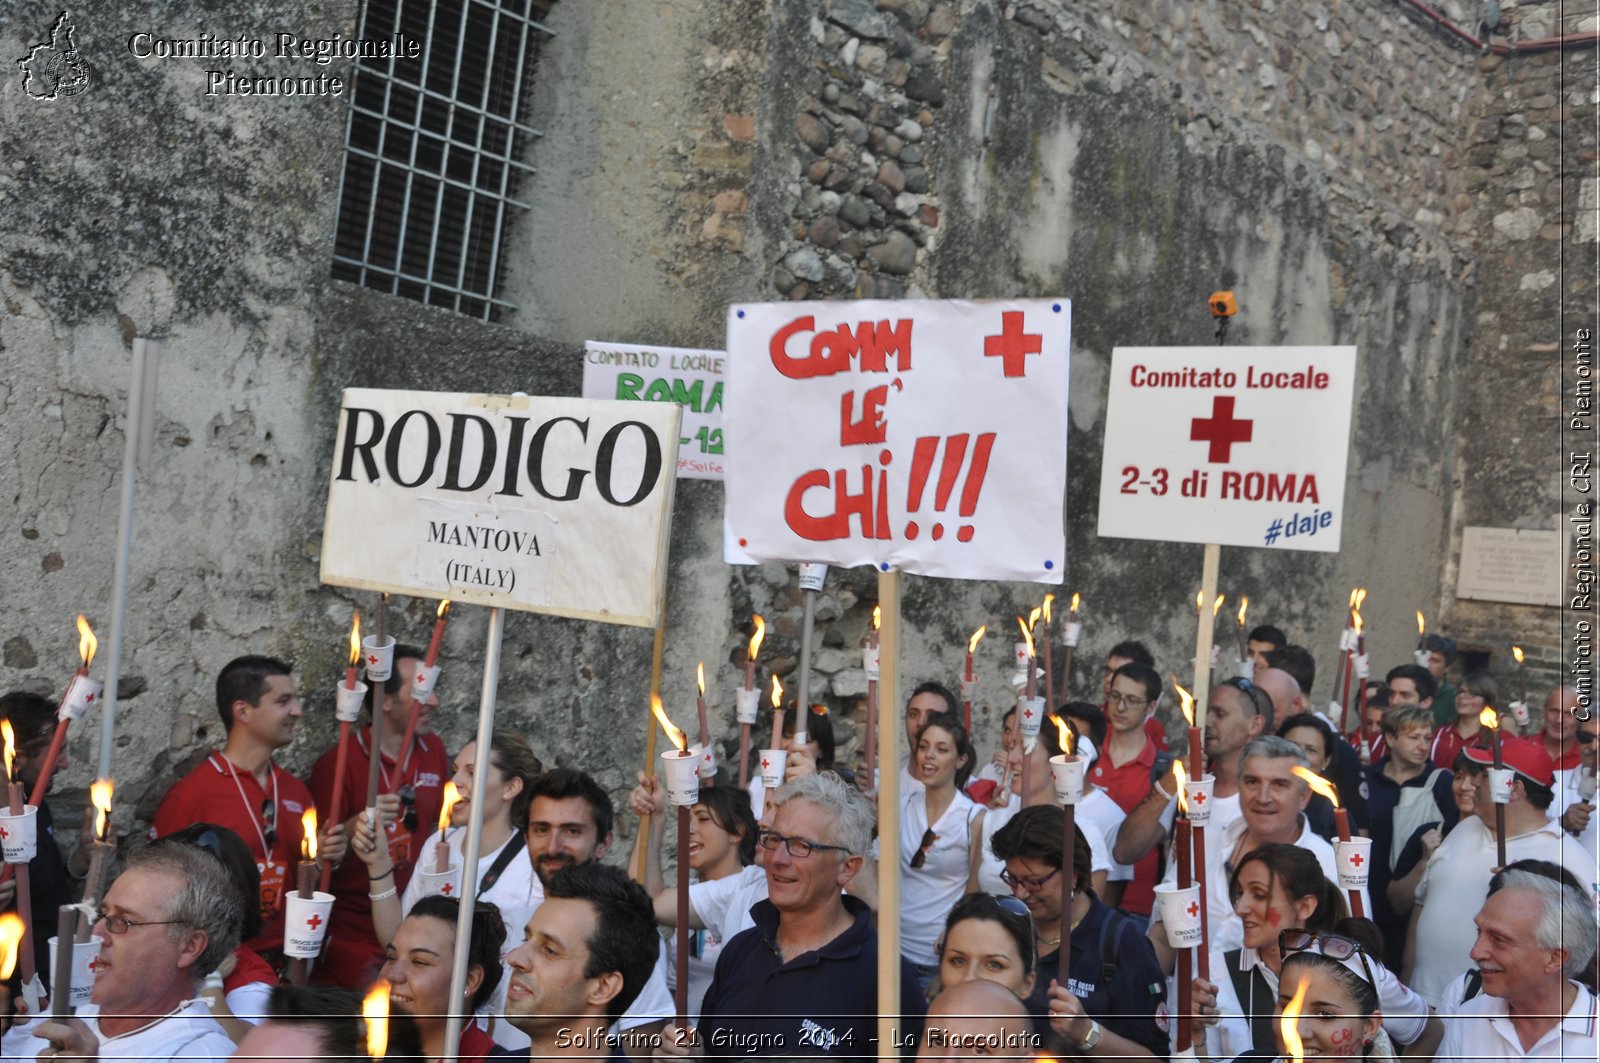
[1049, 755, 1086, 805]
[862, 645, 880, 682]
[1183, 775, 1217, 826]
[0, 805, 39, 863]
[362, 635, 396, 683]
[735, 688, 761, 725]
[959, 677, 978, 704]
[698, 744, 717, 781]
[1414, 649, 1431, 668]
[1334, 838, 1373, 890]
[48, 935, 101, 1008]
[1017, 697, 1045, 739]
[283, 891, 337, 958]
[1486, 767, 1515, 805]
[416, 864, 463, 899]
[757, 749, 788, 789]
[1012, 642, 1030, 673]
[1236, 658, 1255, 681]
[660, 748, 702, 806]
[1063, 621, 1082, 648]
[412, 663, 441, 698]
[61, 674, 103, 722]
[798, 563, 828, 592]
[1153, 884, 1205, 948]
[334, 680, 368, 724]
[1509, 701, 1530, 728]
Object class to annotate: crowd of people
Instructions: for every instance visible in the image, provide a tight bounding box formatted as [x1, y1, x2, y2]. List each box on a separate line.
[0, 625, 1593, 1061]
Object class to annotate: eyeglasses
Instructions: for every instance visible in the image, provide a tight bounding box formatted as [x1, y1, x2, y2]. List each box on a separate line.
[260, 798, 277, 850]
[100, 912, 189, 935]
[1106, 691, 1149, 711]
[910, 828, 937, 870]
[1279, 929, 1376, 986]
[757, 830, 852, 859]
[999, 866, 1060, 893]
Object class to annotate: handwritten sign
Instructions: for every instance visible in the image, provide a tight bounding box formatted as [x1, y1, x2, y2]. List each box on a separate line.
[1097, 347, 1357, 553]
[582, 341, 727, 480]
[320, 389, 680, 627]
[725, 299, 1070, 582]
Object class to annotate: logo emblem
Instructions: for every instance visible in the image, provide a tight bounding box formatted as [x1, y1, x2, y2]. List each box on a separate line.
[18, 12, 91, 100]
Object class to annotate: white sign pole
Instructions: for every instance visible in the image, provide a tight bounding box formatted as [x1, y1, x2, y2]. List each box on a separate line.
[1192, 543, 1220, 725]
[874, 569, 900, 1063]
[440, 606, 503, 1063]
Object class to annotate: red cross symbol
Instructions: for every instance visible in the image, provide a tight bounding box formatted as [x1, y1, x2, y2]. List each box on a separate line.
[84, 692, 95, 703]
[1348, 852, 1364, 867]
[0, 825, 10, 841]
[1192, 790, 1207, 805]
[983, 311, 1043, 377]
[1186, 900, 1200, 918]
[306, 913, 323, 930]
[1190, 395, 1254, 463]
[761, 758, 772, 770]
[1022, 707, 1035, 720]
[441, 882, 454, 895]
[367, 653, 380, 666]
[87, 956, 102, 972]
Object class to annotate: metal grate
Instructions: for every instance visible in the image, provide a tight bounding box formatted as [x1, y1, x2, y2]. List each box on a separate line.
[331, 0, 554, 321]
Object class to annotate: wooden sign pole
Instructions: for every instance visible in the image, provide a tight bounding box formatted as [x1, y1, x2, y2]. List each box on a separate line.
[632, 610, 670, 883]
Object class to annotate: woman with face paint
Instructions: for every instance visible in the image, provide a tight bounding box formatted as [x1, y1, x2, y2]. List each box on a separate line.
[1226, 947, 1385, 1062]
[1190, 843, 1440, 1060]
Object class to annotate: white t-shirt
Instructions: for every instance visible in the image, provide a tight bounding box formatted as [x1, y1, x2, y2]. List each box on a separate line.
[689, 863, 767, 945]
[973, 795, 1114, 897]
[1411, 814, 1596, 1008]
[1436, 980, 1597, 1059]
[1202, 945, 1430, 1058]
[1078, 787, 1130, 882]
[900, 789, 982, 966]
[3, 999, 234, 1061]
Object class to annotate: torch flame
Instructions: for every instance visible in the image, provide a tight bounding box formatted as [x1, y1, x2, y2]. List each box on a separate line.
[76, 615, 97, 667]
[1042, 593, 1054, 624]
[1281, 975, 1309, 1062]
[1512, 645, 1524, 665]
[438, 781, 460, 833]
[1070, 592, 1080, 613]
[1292, 766, 1340, 808]
[748, 615, 766, 661]
[1238, 596, 1249, 626]
[437, 599, 452, 620]
[1174, 759, 1189, 814]
[0, 913, 24, 980]
[697, 662, 706, 696]
[1172, 677, 1195, 728]
[348, 609, 362, 668]
[771, 675, 783, 709]
[1028, 606, 1042, 631]
[364, 980, 390, 1058]
[1355, 587, 1368, 609]
[650, 694, 687, 753]
[1, 720, 14, 782]
[968, 625, 987, 654]
[90, 778, 113, 840]
[1480, 706, 1499, 731]
[1049, 713, 1073, 753]
[1416, 610, 1425, 636]
[1016, 617, 1035, 659]
[1195, 590, 1204, 614]
[302, 808, 319, 861]
[1212, 593, 1226, 617]
[1353, 607, 1363, 636]
[1348, 587, 1359, 608]
[872, 606, 881, 631]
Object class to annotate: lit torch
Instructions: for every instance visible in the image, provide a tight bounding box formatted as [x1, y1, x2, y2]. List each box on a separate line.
[651, 694, 694, 1029]
[1041, 594, 1056, 721]
[1280, 975, 1308, 1063]
[324, 611, 365, 893]
[1512, 646, 1527, 713]
[1174, 677, 1201, 784]
[0, 912, 24, 980]
[963, 624, 987, 732]
[0, 722, 36, 990]
[1294, 766, 1363, 916]
[1173, 756, 1197, 1052]
[1481, 706, 1508, 867]
[31, 617, 98, 809]
[1050, 710, 1077, 987]
[1236, 596, 1250, 664]
[434, 781, 460, 876]
[82, 779, 115, 908]
[364, 980, 390, 1058]
[738, 616, 767, 789]
[769, 675, 784, 751]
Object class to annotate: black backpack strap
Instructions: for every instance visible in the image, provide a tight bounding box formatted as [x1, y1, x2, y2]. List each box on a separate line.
[1224, 949, 1277, 1056]
[1098, 909, 1128, 990]
[478, 830, 527, 893]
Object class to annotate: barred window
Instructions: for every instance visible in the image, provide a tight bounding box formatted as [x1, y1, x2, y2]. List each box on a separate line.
[331, 0, 554, 321]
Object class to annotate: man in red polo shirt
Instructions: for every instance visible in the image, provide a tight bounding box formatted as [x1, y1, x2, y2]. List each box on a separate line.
[1100, 641, 1168, 753]
[150, 655, 346, 961]
[309, 642, 449, 986]
[1088, 661, 1168, 918]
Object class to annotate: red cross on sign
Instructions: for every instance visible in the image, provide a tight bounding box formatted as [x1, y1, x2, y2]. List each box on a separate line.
[983, 311, 1043, 377]
[1348, 852, 1364, 867]
[306, 913, 323, 930]
[1186, 900, 1200, 918]
[1190, 395, 1254, 463]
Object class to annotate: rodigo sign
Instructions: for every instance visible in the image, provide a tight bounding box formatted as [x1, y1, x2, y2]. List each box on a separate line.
[321, 389, 680, 626]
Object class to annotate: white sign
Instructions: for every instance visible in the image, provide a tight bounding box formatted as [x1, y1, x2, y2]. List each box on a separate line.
[321, 389, 680, 627]
[726, 299, 1070, 583]
[1096, 347, 1357, 552]
[582, 341, 727, 480]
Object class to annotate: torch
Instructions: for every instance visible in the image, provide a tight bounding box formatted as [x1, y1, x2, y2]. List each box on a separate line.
[1046, 714, 1081, 985]
[1015, 616, 1041, 804]
[398, 600, 451, 776]
[323, 612, 366, 892]
[1281, 975, 1309, 1063]
[864, 608, 881, 792]
[288, 808, 319, 985]
[1207, 593, 1225, 689]
[1176, 760, 1214, 983]
[650, 695, 699, 1031]
[1173, 678, 1203, 785]
[1040, 594, 1056, 718]
[1061, 593, 1081, 701]
[1353, 604, 1368, 739]
[1511, 647, 1528, 728]
[365, 980, 390, 1059]
[737, 617, 765, 790]
[82, 780, 114, 909]
[1293, 767, 1367, 916]
[0, 721, 39, 1001]
[31, 617, 99, 808]
[1415, 610, 1427, 666]
[1174, 762, 1194, 1055]
[962, 624, 987, 734]
[1235, 597, 1250, 675]
[759, 678, 788, 790]
[434, 782, 461, 877]
[696, 664, 715, 785]
[0, 911, 23, 1032]
[1481, 707, 1509, 869]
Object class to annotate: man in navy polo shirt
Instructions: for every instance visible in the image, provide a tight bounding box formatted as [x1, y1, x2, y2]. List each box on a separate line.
[662, 772, 923, 1059]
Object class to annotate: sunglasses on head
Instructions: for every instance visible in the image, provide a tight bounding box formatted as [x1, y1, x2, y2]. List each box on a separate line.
[985, 893, 1036, 962]
[1279, 928, 1376, 985]
[398, 783, 418, 831]
[260, 798, 277, 849]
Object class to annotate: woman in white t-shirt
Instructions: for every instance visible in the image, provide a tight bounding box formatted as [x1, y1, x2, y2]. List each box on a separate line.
[901, 712, 985, 989]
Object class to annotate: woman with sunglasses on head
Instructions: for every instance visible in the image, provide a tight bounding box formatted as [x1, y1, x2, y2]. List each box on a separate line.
[899, 711, 984, 990]
[1191, 843, 1440, 1060]
[930, 891, 1038, 1001]
[1228, 944, 1387, 1063]
[378, 895, 506, 1063]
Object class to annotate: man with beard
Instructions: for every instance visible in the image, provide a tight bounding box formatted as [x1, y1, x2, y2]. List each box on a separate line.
[522, 769, 673, 1047]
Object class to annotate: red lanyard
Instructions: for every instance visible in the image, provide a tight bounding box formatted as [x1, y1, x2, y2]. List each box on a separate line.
[213, 754, 280, 861]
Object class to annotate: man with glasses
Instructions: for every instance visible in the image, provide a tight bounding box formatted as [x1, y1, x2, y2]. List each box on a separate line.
[6, 844, 240, 1060]
[1087, 661, 1168, 922]
[151, 655, 343, 961]
[990, 804, 1166, 1060]
[660, 772, 923, 1059]
[1099, 641, 1169, 753]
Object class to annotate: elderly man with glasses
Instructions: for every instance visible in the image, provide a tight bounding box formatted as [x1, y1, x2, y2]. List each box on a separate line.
[657, 772, 923, 1059]
[4, 843, 241, 1060]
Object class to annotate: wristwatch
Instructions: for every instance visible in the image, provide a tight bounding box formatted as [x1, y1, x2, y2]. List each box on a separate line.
[1075, 1019, 1102, 1053]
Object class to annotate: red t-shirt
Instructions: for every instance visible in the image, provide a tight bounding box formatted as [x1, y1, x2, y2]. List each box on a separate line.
[1088, 733, 1161, 914]
[307, 727, 450, 986]
[457, 1023, 496, 1063]
[149, 753, 315, 955]
[1429, 723, 1492, 774]
[223, 944, 277, 995]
